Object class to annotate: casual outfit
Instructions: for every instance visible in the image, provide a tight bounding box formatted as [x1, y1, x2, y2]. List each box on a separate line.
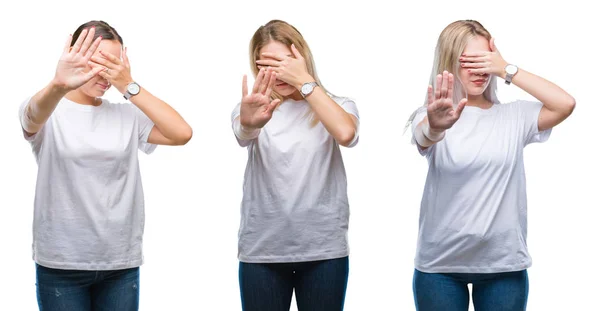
[19, 97, 156, 310]
[232, 96, 359, 311]
[411, 100, 550, 310]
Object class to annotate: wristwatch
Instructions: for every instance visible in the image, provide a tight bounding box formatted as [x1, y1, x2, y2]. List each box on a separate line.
[300, 82, 319, 98]
[504, 64, 518, 85]
[123, 82, 141, 100]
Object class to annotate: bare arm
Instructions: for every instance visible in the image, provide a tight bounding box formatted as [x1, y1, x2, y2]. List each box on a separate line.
[93, 48, 192, 146]
[22, 28, 104, 136]
[461, 38, 575, 132]
[258, 44, 357, 147]
[504, 69, 575, 131]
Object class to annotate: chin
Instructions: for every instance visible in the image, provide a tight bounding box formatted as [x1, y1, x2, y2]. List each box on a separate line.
[275, 86, 296, 97]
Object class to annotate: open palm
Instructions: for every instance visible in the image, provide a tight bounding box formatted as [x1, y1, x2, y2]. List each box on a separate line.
[427, 71, 467, 131]
[240, 68, 280, 129]
[53, 28, 104, 91]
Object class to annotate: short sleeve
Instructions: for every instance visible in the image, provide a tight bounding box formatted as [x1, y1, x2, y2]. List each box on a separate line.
[133, 105, 157, 154]
[519, 100, 551, 145]
[410, 106, 432, 156]
[18, 97, 45, 149]
[332, 96, 360, 147]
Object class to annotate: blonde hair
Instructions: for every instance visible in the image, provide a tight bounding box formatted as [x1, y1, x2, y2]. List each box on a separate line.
[406, 20, 499, 131]
[249, 20, 326, 126]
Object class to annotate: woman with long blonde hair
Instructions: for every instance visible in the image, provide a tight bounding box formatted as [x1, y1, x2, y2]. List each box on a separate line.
[230, 20, 359, 311]
[409, 20, 575, 310]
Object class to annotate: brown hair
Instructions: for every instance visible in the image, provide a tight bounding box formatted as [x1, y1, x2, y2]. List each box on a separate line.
[71, 20, 123, 46]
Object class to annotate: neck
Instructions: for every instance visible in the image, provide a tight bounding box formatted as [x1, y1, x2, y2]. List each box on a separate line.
[466, 93, 493, 109]
[286, 90, 304, 101]
[65, 90, 100, 106]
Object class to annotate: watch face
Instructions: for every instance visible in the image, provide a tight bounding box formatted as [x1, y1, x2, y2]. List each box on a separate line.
[301, 83, 313, 95]
[127, 83, 140, 94]
[506, 65, 518, 75]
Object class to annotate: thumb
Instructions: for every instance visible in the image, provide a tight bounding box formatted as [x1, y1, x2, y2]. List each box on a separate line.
[490, 37, 498, 52]
[87, 65, 106, 80]
[454, 98, 468, 119]
[290, 44, 302, 59]
[268, 98, 281, 113]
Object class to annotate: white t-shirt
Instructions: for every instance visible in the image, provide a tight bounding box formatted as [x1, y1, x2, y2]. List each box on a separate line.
[411, 100, 551, 273]
[231, 96, 359, 263]
[19, 97, 156, 270]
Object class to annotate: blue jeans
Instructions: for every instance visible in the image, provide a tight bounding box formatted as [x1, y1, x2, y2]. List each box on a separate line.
[239, 256, 349, 311]
[413, 269, 528, 311]
[35, 264, 140, 311]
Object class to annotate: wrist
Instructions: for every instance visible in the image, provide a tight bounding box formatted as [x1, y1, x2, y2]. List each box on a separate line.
[49, 79, 71, 95]
[295, 74, 315, 90]
[423, 122, 446, 142]
[498, 61, 510, 79]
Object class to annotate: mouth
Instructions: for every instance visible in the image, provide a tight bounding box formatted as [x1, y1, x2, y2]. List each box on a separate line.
[275, 81, 289, 87]
[96, 83, 110, 90]
[472, 79, 488, 86]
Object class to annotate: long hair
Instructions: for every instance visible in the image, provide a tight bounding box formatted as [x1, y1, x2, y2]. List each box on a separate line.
[249, 20, 326, 126]
[405, 20, 499, 132]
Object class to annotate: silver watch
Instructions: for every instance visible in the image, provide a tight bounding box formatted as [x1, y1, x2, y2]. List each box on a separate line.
[300, 82, 319, 98]
[123, 82, 141, 100]
[504, 64, 518, 85]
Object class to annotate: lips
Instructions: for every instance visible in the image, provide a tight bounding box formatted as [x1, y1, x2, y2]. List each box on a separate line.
[96, 83, 109, 90]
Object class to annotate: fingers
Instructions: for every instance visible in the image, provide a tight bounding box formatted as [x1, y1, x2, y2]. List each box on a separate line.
[122, 47, 131, 68]
[467, 68, 489, 75]
[261, 52, 286, 61]
[441, 71, 449, 98]
[79, 27, 96, 56]
[84, 36, 103, 60]
[290, 44, 302, 59]
[453, 98, 468, 119]
[252, 68, 265, 94]
[71, 28, 89, 54]
[99, 51, 121, 65]
[89, 65, 108, 81]
[258, 69, 272, 94]
[461, 51, 488, 57]
[264, 70, 276, 98]
[90, 57, 118, 70]
[460, 62, 487, 68]
[63, 34, 73, 53]
[434, 74, 442, 100]
[242, 75, 248, 97]
[447, 73, 454, 101]
[256, 59, 280, 67]
[490, 37, 498, 52]
[267, 98, 281, 114]
[427, 85, 434, 106]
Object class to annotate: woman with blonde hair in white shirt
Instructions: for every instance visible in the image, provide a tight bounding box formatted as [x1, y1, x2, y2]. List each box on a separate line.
[409, 19, 575, 311]
[231, 19, 359, 311]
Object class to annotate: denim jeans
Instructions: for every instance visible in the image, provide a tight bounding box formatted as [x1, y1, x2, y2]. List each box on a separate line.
[239, 256, 349, 311]
[35, 264, 140, 311]
[413, 268, 528, 311]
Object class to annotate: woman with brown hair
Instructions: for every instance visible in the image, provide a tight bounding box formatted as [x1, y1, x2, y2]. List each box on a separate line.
[408, 20, 575, 310]
[231, 20, 359, 311]
[19, 20, 192, 310]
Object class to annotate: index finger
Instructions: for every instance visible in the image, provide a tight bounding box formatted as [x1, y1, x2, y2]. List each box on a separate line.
[462, 51, 488, 57]
[63, 34, 73, 53]
[261, 52, 286, 61]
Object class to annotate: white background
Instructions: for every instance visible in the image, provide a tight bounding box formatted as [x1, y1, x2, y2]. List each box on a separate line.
[1, 0, 598, 310]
